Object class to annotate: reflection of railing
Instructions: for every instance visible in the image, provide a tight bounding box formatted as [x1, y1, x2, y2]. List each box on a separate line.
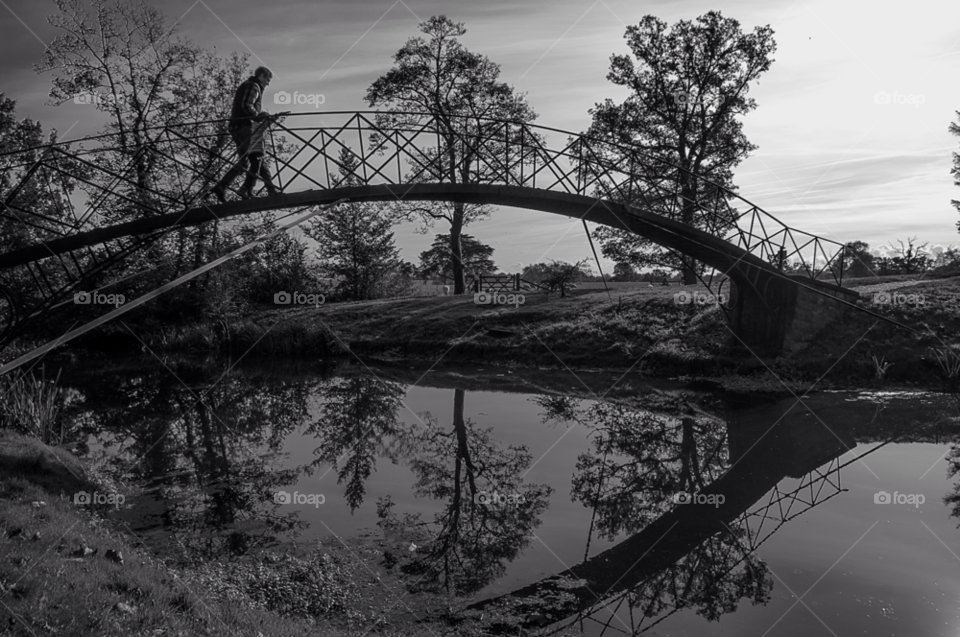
[0, 111, 846, 348]
[542, 451, 867, 637]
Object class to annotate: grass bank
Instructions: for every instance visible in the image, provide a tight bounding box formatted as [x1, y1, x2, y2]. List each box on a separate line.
[88, 284, 732, 375]
[19, 275, 960, 393]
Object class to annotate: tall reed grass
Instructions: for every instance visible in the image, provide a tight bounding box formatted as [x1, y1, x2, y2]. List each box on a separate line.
[931, 346, 960, 390]
[0, 367, 65, 444]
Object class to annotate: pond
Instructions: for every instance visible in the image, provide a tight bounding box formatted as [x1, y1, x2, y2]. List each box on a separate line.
[59, 358, 960, 635]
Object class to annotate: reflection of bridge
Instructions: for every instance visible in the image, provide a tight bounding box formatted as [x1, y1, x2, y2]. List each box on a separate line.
[0, 112, 857, 356]
[469, 409, 867, 635]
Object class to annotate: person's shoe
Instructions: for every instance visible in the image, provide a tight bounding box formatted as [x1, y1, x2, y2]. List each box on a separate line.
[210, 184, 227, 204]
[266, 185, 281, 196]
[237, 188, 254, 200]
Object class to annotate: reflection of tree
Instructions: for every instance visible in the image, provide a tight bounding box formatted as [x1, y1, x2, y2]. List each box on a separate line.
[61, 360, 320, 561]
[304, 377, 405, 512]
[378, 389, 552, 595]
[553, 396, 766, 626]
[538, 395, 728, 538]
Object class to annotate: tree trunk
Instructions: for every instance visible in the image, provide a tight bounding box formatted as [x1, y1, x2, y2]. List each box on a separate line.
[452, 388, 477, 495]
[680, 179, 698, 285]
[450, 203, 466, 294]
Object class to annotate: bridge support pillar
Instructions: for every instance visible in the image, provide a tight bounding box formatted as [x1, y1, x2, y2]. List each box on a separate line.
[729, 275, 859, 357]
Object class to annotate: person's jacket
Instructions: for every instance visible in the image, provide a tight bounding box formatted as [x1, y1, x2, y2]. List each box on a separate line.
[229, 76, 265, 129]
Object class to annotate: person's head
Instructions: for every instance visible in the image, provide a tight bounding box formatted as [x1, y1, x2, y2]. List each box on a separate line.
[254, 66, 273, 87]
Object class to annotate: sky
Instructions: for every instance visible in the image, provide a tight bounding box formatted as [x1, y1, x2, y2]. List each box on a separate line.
[2, 0, 959, 271]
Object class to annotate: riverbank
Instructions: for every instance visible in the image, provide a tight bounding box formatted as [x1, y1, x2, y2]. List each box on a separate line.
[41, 274, 960, 393]
[0, 430, 313, 637]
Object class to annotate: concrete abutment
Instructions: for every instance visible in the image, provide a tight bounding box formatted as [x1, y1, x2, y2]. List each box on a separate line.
[728, 274, 860, 357]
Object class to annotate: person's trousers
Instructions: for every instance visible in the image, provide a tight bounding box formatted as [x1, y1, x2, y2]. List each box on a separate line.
[216, 123, 275, 193]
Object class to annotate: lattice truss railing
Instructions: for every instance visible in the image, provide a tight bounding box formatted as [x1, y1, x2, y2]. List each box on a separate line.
[267, 113, 844, 281]
[0, 111, 846, 345]
[541, 456, 850, 637]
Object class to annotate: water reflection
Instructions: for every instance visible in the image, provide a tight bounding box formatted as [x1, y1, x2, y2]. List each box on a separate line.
[376, 388, 552, 594]
[66, 360, 318, 560]
[304, 377, 405, 512]
[65, 362, 555, 594]
[536, 394, 731, 539]
[469, 395, 862, 634]
[60, 363, 960, 634]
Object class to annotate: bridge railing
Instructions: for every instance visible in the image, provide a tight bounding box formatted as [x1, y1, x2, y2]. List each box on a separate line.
[3, 111, 845, 270]
[263, 113, 846, 285]
[0, 111, 847, 345]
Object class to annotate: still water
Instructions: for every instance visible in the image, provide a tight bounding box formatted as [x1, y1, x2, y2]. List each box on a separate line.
[60, 358, 960, 635]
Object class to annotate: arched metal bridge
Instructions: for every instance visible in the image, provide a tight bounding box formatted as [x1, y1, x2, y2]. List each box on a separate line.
[0, 111, 849, 354]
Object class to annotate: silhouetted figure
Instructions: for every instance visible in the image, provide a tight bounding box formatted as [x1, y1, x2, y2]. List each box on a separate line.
[776, 247, 787, 271]
[211, 66, 280, 202]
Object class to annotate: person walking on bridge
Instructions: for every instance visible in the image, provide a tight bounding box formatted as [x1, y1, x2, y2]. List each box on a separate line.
[211, 66, 281, 203]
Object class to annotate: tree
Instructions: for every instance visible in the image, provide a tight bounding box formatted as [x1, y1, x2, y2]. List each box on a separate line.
[518, 263, 552, 285]
[586, 11, 776, 284]
[35, 0, 272, 320]
[306, 148, 402, 300]
[233, 220, 319, 305]
[888, 237, 930, 274]
[873, 255, 895, 276]
[612, 262, 638, 282]
[832, 240, 875, 279]
[950, 111, 960, 235]
[0, 92, 77, 264]
[365, 15, 538, 295]
[0, 93, 84, 309]
[537, 259, 591, 298]
[37, 0, 197, 215]
[418, 234, 496, 280]
[932, 247, 960, 271]
[397, 261, 419, 278]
